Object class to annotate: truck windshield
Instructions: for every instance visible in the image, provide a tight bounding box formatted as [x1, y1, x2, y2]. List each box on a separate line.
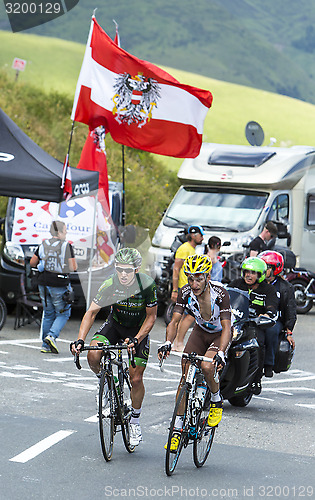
[164, 187, 268, 232]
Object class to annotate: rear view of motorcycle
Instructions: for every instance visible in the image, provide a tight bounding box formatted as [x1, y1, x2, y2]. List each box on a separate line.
[220, 287, 292, 407]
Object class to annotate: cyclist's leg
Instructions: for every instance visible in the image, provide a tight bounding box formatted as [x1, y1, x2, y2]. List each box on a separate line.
[88, 315, 120, 374]
[201, 333, 227, 426]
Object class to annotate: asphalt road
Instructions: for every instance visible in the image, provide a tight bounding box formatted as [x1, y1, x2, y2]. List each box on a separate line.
[0, 310, 314, 500]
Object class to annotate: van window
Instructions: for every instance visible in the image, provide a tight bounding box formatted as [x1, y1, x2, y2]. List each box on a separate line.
[267, 194, 289, 222]
[307, 195, 315, 226]
[164, 187, 268, 232]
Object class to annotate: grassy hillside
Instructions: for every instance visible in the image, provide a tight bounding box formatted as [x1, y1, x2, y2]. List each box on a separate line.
[1, 0, 315, 104]
[1, 29, 315, 173]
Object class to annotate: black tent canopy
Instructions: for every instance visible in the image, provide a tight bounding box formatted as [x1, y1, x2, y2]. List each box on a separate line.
[0, 108, 98, 202]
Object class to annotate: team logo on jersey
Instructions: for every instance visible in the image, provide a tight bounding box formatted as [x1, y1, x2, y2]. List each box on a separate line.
[112, 73, 161, 128]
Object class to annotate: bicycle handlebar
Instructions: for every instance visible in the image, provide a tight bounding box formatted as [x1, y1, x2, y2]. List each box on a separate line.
[74, 343, 136, 370]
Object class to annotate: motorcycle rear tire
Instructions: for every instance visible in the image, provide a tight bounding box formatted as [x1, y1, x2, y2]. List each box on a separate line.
[290, 279, 313, 314]
[228, 391, 253, 407]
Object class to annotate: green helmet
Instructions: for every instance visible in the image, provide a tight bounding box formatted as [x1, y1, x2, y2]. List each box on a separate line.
[241, 257, 267, 283]
[115, 247, 142, 269]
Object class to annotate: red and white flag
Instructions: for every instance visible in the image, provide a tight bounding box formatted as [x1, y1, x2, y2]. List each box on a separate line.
[77, 126, 109, 209]
[71, 17, 213, 158]
[61, 153, 72, 201]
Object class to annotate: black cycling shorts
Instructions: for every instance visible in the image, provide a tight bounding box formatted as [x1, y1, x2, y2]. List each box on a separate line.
[91, 314, 149, 367]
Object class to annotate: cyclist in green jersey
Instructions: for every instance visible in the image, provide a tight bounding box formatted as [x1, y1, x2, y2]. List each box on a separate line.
[71, 248, 158, 446]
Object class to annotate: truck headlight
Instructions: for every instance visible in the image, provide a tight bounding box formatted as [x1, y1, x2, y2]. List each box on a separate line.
[3, 242, 25, 266]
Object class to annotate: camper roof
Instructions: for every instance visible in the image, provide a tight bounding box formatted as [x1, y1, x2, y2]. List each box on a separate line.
[178, 143, 315, 190]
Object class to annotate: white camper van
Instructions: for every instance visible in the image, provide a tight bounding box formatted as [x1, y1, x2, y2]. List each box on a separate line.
[149, 143, 315, 279]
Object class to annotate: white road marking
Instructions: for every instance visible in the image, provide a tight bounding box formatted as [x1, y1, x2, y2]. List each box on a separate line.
[295, 404, 315, 410]
[63, 382, 95, 390]
[85, 415, 98, 423]
[263, 388, 293, 395]
[253, 395, 275, 401]
[152, 389, 177, 396]
[9, 430, 76, 463]
[145, 376, 178, 382]
[147, 363, 181, 376]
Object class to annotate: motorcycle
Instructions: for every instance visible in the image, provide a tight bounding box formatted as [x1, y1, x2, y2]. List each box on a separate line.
[285, 268, 315, 314]
[220, 287, 274, 407]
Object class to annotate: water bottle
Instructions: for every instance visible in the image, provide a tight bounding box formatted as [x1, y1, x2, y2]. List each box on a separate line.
[195, 380, 207, 404]
[114, 376, 120, 395]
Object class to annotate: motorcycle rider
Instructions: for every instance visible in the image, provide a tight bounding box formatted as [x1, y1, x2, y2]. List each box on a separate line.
[229, 257, 278, 395]
[158, 254, 232, 451]
[258, 251, 296, 377]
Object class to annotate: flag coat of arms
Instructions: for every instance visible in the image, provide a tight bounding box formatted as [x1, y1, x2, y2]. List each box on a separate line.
[71, 17, 213, 158]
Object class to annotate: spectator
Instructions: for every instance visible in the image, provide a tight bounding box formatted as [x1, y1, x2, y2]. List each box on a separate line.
[30, 221, 77, 354]
[205, 236, 223, 282]
[249, 221, 278, 257]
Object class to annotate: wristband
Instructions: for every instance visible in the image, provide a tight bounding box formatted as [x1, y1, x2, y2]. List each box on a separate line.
[172, 289, 178, 293]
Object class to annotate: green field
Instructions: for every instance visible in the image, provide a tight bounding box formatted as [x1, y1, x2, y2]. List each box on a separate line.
[1, 28, 315, 178]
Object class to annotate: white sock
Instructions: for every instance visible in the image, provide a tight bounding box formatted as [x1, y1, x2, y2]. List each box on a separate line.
[130, 407, 141, 424]
[211, 390, 221, 403]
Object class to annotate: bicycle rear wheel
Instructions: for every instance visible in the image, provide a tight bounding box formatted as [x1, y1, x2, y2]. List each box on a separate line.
[99, 372, 115, 461]
[193, 392, 216, 468]
[165, 384, 189, 476]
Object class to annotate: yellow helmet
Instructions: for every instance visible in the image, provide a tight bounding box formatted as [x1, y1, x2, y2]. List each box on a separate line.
[183, 255, 212, 275]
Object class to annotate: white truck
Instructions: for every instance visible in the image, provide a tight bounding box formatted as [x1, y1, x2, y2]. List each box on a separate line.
[149, 142, 315, 288]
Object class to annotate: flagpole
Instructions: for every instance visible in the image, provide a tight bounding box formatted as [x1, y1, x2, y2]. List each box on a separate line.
[86, 191, 98, 311]
[67, 120, 75, 159]
[122, 144, 126, 226]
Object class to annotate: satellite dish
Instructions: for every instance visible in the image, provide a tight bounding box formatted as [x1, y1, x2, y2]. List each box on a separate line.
[245, 121, 264, 146]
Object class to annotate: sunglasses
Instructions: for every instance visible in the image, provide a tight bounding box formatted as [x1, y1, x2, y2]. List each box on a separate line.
[115, 266, 135, 274]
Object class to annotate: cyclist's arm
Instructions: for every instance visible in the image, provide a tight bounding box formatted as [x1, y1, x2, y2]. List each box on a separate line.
[72, 301, 101, 353]
[171, 258, 184, 301]
[218, 318, 232, 353]
[166, 311, 183, 344]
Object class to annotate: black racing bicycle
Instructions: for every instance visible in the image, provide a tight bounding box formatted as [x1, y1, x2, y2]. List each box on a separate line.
[74, 343, 136, 461]
[163, 352, 218, 476]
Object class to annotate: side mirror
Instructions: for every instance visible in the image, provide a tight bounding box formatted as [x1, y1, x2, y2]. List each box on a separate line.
[273, 221, 290, 239]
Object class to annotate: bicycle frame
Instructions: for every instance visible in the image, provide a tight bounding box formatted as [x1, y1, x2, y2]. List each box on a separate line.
[164, 351, 217, 475]
[74, 343, 135, 460]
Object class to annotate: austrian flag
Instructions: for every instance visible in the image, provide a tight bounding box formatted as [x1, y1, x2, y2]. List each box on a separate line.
[71, 17, 213, 158]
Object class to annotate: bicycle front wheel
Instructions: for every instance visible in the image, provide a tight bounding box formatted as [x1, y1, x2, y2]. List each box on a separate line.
[193, 393, 216, 468]
[165, 384, 189, 476]
[99, 373, 115, 461]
